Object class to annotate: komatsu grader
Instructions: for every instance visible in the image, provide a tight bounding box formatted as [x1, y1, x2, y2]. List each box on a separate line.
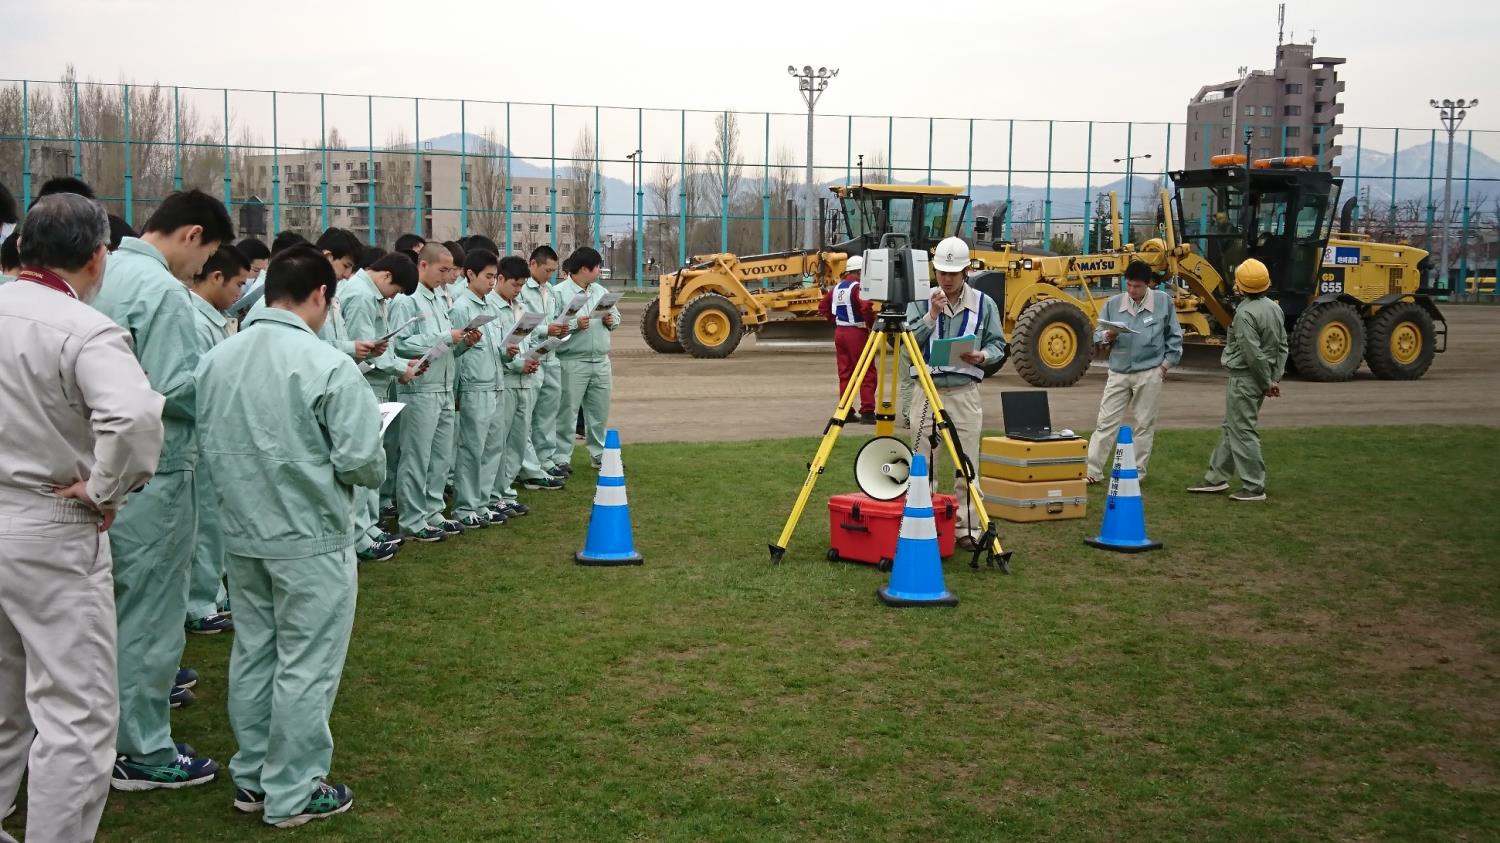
[642, 158, 1445, 386]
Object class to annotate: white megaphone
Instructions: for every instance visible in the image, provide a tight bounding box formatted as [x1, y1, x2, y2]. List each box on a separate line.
[854, 436, 915, 501]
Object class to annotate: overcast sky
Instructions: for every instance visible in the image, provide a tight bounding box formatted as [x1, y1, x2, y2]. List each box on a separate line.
[2, 0, 1494, 182]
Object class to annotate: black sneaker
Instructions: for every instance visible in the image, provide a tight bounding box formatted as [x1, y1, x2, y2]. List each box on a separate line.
[185, 613, 233, 635]
[174, 666, 198, 690]
[273, 780, 354, 829]
[522, 476, 564, 491]
[852, 412, 876, 425]
[485, 507, 509, 525]
[547, 465, 569, 478]
[175, 741, 197, 758]
[505, 502, 529, 517]
[170, 686, 195, 709]
[374, 530, 403, 545]
[379, 504, 398, 520]
[402, 527, 446, 543]
[233, 785, 266, 814]
[437, 519, 464, 536]
[111, 753, 218, 791]
[356, 541, 399, 563]
[457, 514, 489, 530]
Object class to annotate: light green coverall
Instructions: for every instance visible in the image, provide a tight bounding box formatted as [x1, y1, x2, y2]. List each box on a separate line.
[339, 270, 408, 549]
[1202, 295, 1289, 495]
[491, 291, 543, 507]
[390, 285, 469, 534]
[449, 287, 507, 522]
[186, 290, 230, 622]
[518, 278, 564, 478]
[552, 279, 621, 464]
[91, 236, 204, 766]
[195, 307, 384, 827]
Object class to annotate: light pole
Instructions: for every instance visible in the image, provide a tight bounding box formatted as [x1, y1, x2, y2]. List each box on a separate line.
[788, 64, 838, 250]
[1430, 98, 1477, 297]
[626, 149, 641, 284]
[1113, 153, 1151, 244]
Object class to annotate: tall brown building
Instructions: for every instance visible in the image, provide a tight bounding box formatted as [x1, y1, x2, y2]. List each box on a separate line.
[1185, 41, 1345, 171]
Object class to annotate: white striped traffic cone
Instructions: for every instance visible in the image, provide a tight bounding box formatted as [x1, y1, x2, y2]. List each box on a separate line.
[575, 429, 643, 566]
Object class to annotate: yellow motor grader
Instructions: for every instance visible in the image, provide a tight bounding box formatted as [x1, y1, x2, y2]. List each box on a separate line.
[643, 163, 1445, 385]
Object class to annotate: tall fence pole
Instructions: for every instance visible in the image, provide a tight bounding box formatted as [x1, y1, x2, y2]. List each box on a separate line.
[460, 100, 469, 238]
[173, 86, 183, 193]
[271, 90, 280, 234]
[677, 110, 687, 266]
[763, 112, 771, 253]
[123, 84, 133, 226]
[414, 98, 424, 239]
[319, 93, 329, 231]
[222, 89, 232, 213]
[1083, 121, 1094, 251]
[19, 80, 30, 209]
[365, 95, 375, 244]
[504, 102, 512, 254]
[72, 79, 83, 180]
[1004, 119, 1014, 241]
[548, 103, 557, 253]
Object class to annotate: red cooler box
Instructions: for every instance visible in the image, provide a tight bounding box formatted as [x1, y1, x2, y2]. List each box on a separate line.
[827, 492, 958, 569]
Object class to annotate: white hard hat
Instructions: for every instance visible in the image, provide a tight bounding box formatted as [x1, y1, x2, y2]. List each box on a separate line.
[846, 255, 864, 272]
[932, 237, 970, 272]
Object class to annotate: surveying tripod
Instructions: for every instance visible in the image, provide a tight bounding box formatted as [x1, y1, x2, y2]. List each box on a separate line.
[768, 305, 1012, 572]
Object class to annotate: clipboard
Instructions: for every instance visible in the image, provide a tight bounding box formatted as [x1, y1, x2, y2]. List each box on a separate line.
[929, 333, 977, 367]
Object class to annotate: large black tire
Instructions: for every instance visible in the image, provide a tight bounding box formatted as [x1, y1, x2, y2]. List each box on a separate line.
[1010, 299, 1093, 387]
[675, 293, 744, 359]
[1291, 302, 1365, 382]
[640, 298, 684, 354]
[1365, 302, 1436, 380]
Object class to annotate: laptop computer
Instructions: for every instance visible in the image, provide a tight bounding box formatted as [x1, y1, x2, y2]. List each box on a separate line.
[1000, 391, 1074, 441]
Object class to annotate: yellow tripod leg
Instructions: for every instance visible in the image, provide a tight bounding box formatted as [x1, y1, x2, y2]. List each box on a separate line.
[769, 329, 884, 563]
[898, 331, 1010, 565]
[873, 332, 897, 438]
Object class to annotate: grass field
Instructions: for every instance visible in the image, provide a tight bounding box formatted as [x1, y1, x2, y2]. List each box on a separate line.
[63, 426, 1500, 841]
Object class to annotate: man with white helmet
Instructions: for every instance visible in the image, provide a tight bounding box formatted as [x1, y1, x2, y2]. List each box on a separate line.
[1188, 258, 1287, 502]
[905, 236, 1007, 550]
[817, 254, 876, 424]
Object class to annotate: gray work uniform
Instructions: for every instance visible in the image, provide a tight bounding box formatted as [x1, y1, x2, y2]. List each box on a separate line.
[0, 278, 164, 843]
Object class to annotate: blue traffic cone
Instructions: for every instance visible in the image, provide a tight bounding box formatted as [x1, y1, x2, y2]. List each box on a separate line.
[1084, 425, 1162, 553]
[877, 453, 958, 607]
[576, 429, 643, 566]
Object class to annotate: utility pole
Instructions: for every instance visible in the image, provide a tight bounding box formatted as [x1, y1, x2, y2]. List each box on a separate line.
[788, 65, 838, 250]
[626, 149, 640, 282]
[1430, 99, 1477, 297]
[1113, 152, 1151, 244]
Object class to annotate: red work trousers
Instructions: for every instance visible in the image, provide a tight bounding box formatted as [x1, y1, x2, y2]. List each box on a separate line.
[834, 326, 877, 414]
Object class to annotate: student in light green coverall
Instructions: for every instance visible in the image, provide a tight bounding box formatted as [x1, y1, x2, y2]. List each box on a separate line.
[518, 245, 568, 486]
[338, 252, 427, 561]
[448, 250, 509, 528]
[91, 190, 234, 790]
[195, 245, 382, 829]
[490, 256, 545, 512]
[246, 229, 389, 364]
[1189, 258, 1289, 502]
[184, 245, 251, 635]
[389, 244, 479, 540]
[552, 247, 620, 468]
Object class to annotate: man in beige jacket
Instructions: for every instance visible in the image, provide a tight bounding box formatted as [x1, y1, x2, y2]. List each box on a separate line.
[0, 193, 165, 842]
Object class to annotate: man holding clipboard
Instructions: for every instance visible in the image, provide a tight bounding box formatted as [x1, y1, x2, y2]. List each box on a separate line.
[904, 237, 1007, 551]
[1085, 260, 1183, 484]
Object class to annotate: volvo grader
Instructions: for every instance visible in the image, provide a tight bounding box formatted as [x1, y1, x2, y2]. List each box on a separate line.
[642, 158, 1445, 386]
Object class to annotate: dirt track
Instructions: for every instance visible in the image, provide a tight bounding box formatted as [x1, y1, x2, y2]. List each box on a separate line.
[606, 302, 1500, 444]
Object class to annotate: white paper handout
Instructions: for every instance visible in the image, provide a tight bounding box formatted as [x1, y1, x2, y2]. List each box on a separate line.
[524, 336, 564, 363]
[1097, 318, 1138, 335]
[461, 314, 496, 332]
[561, 291, 591, 319]
[592, 292, 623, 312]
[505, 311, 543, 343]
[378, 314, 423, 342]
[357, 360, 374, 374]
[377, 402, 406, 436]
[417, 341, 452, 369]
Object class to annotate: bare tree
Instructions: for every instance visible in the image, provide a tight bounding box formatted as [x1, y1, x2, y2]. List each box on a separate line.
[647, 160, 678, 267]
[466, 127, 508, 244]
[566, 126, 602, 252]
[769, 145, 798, 250]
[375, 131, 415, 248]
[863, 150, 889, 183]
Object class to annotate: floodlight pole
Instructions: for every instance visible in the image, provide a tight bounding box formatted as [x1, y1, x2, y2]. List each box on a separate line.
[1430, 98, 1477, 298]
[789, 65, 838, 251]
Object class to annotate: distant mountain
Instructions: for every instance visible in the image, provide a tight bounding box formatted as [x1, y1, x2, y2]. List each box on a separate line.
[1333, 142, 1500, 207]
[395, 133, 1496, 234]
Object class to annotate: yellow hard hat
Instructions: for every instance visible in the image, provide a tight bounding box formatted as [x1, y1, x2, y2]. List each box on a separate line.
[1235, 258, 1271, 294]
